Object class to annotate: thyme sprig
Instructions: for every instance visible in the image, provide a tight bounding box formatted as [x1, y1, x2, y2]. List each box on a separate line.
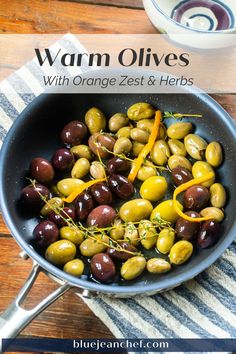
[163, 112, 202, 120]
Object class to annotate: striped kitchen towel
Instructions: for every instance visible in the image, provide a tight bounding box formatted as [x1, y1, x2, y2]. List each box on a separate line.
[0, 34, 235, 350]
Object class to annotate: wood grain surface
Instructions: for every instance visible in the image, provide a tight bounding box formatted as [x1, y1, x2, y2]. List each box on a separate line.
[0, 1, 235, 353]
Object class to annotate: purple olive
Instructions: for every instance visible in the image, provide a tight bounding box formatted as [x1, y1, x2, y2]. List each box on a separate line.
[88, 133, 116, 158]
[172, 166, 193, 186]
[33, 220, 59, 248]
[48, 207, 76, 227]
[107, 157, 130, 175]
[87, 205, 116, 228]
[90, 183, 113, 205]
[75, 191, 94, 220]
[108, 174, 134, 199]
[175, 211, 200, 240]
[52, 148, 74, 171]
[184, 185, 210, 211]
[21, 184, 50, 209]
[197, 220, 221, 249]
[90, 253, 116, 283]
[30, 158, 54, 184]
[61, 120, 87, 146]
[107, 241, 138, 261]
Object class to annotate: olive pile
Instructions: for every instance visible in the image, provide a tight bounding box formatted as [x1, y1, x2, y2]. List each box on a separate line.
[20, 102, 226, 283]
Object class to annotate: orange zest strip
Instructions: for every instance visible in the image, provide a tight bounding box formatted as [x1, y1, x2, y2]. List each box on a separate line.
[128, 110, 161, 183]
[173, 172, 215, 223]
[62, 178, 106, 203]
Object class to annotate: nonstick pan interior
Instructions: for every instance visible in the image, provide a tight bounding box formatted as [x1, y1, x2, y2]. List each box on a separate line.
[0, 91, 236, 295]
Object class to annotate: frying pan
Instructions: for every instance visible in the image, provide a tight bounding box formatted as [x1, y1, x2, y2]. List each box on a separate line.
[0, 69, 236, 342]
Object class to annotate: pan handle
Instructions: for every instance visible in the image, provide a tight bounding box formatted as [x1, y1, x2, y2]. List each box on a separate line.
[0, 261, 70, 344]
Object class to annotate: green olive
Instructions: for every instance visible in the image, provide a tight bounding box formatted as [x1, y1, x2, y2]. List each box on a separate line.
[116, 126, 133, 139]
[119, 199, 153, 222]
[184, 134, 208, 160]
[70, 144, 94, 161]
[40, 197, 64, 216]
[85, 107, 106, 134]
[109, 217, 125, 241]
[168, 139, 187, 156]
[200, 207, 224, 222]
[57, 178, 84, 197]
[206, 142, 223, 167]
[124, 222, 140, 246]
[121, 256, 146, 280]
[79, 235, 109, 257]
[137, 165, 157, 181]
[132, 141, 145, 157]
[140, 176, 168, 202]
[71, 158, 90, 179]
[45, 240, 76, 266]
[130, 128, 150, 144]
[150, 140, 171, 166]
[147, 258, 171, 274]
[137, 119, 154, 133]
[127, 102, 155, 121]
[169, 240, 193, 265]
[51, 185, 64, 197]
[156, 228, 175, 254]
[108, 113, 129, 133]
[168, 155, 192, 171]
[151, 199, 183, 224]
[167, 122, 193, 139]
[60, 226, 84, 245]
[192, 161, 215, 187]
[209, 183, 226, 208]
[90, 161, 106, 179]
[113, 137, 132, 155]
[63, 259, 84, 277]
[139, 220, 157, 250]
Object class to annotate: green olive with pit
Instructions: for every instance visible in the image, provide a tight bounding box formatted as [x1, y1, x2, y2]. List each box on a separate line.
[206, 142, 223, 167]
[57, 178, 84, 197]
[79, 235, 109, 257]
[167, 122, 193, 139]
[109, 217, 125, 241]
[121, 256, 146, 280]
[200, 207, 224, 222]
[127, 102, 155, 121]
[60, 226, 84, 245]
[130, 128, 150, 144]
[113, 137, 132, 155]
[192, 161, 215, 187]
[124, 222, 140, 246]
[140, 176, 168, 202]
[45, 240, 76, 266]
[90, 161, 106, 179]
[168, 155, 192, 171]
[85, 107, 106, 134]
[209, 183, 226, 208]
[132, 142, 145, 157]
[108, 113, 129, 133]
[70, 144, 94, 161]
[137, 119, 154, 133]
[150, 140, 170, 166]
[40, 197, 64, 216]
[119, 199, 153, 222]
[168, 139, 187, 156]
[156, 228, 175, 254]
[151, 199, 183, 224]
[147, 258, 171, 274]
[63, 259, 85, 276]
[184, 134, 208, 160]
[71, 158, 90, 179]
[137, 165, 157, 181]
[139, 220, 157, 250]
[169, 240, 193, 265]
[116, 126, 133, 139]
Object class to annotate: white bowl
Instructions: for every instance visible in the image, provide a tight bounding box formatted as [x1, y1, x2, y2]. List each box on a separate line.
[143, 0, 236, 49]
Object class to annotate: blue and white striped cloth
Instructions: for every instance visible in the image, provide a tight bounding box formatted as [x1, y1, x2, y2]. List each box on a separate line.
[0, 34, 235, 349]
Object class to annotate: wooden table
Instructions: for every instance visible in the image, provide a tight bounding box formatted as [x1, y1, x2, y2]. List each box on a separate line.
[0, 0, 235, 352]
